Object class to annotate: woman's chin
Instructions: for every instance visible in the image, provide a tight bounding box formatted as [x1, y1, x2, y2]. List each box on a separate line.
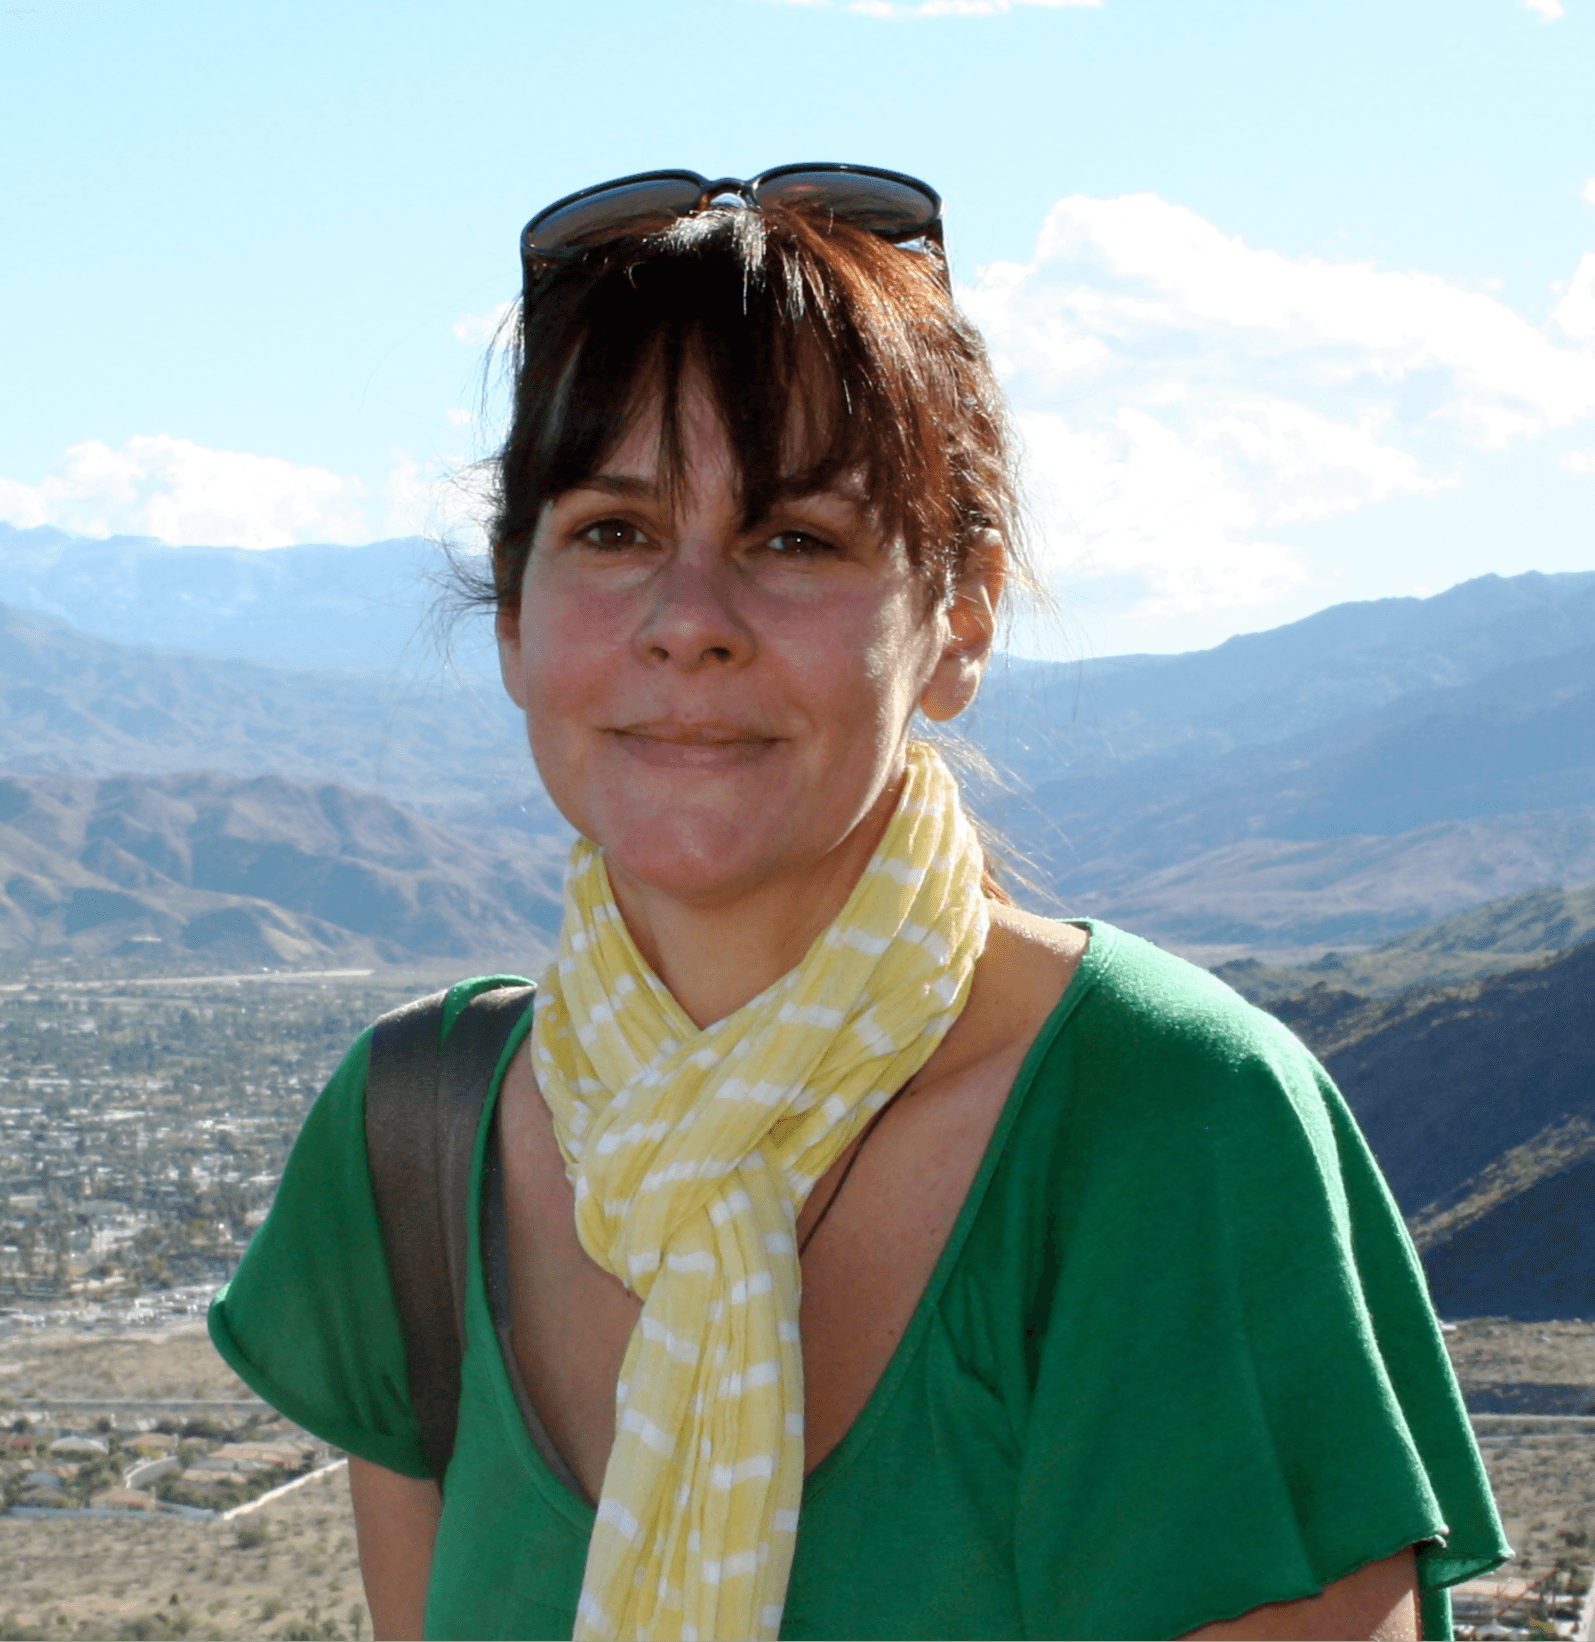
[600, 827, 797, 909]
[551, 749, 892, 912]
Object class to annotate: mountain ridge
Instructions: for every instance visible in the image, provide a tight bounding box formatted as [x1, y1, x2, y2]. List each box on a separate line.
[1217, 882, 1595, 1001]
[0, 522, 462, 674]
[0, 597, 555, 826]
[967, 566, 1595, 779]
[1312, 941, 1595, 1321]
[4, 543, 1594, 951]
[0, 772, 563, 970]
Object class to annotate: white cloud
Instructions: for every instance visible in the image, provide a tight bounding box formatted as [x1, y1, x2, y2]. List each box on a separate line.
[0, 430, 499, 553]
[1555, 253, 1595, 343]
[380, 451, 493, 548]
[1520, 0, 1565, 18]
[0, 435, 373, 550]
[453, 301, 515, 348]
[1563, 448, 1595, 474]
[962, 193, 1595, 616]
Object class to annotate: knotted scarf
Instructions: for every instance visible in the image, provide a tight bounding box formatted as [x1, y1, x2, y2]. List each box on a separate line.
[530, 742, 989, 1642]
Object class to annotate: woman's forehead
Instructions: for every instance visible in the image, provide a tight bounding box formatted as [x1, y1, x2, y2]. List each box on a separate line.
[576, 375, 874, 514]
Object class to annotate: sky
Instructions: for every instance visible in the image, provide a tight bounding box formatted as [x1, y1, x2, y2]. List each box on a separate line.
[2, 0, 1593, 659]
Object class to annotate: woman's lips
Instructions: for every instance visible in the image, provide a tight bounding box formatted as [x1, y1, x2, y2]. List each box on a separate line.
[609, 726, 780, 770]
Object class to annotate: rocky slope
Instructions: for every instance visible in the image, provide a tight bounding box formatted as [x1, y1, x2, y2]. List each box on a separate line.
[1250, 941, 1595, 1322]
[1216, 881, 1595, 1000]
[0, 772, 562, 969]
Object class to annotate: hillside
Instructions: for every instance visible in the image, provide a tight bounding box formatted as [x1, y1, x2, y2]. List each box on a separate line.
[1322, 941, 1595, 1213]
[1420, 1158, 1595, 1322]
[1070, 811, 1595, 953]
[0, 772, 563, 969]
[980, 621, 1595, 947]
[0, 522, 466, 674]
[4, 545, 1595, 953]
[1216, 881, 1595, 1001]
[1211, 892, 1595, 1321]
[1276, 942, 1595, 1321]
[967, 567, 1595, 776]
[0, 598, 554, 826]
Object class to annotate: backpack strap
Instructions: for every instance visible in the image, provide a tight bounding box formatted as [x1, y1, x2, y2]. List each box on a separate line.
[365, 983, 536, 1489]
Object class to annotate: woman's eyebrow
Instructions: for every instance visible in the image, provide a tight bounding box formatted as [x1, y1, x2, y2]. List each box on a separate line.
[769, 478, 868, 509]
[575, 473, 658, 499]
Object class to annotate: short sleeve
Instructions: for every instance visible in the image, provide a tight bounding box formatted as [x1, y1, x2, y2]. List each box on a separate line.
[1012, 936, 1511, 1641]
[208, 1027, 431, 1479]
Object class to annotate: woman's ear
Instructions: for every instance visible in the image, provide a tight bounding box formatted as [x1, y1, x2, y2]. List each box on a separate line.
[920, 530, 1005, 724]
[496, 598, 528, 710]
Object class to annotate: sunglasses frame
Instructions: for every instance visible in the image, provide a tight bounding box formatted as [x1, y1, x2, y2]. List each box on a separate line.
[519, 162, 946, 287]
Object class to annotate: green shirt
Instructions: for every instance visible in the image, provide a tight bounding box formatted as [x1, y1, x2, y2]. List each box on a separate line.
[209, 921, 1508, 1640]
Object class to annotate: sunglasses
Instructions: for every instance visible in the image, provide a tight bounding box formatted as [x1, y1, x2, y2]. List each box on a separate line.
[520, 162, 945, 287]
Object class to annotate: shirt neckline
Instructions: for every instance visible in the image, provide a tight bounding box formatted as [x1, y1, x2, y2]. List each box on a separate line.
[468, 918, 1120, 1522]
[800, 917, 1114, 1501]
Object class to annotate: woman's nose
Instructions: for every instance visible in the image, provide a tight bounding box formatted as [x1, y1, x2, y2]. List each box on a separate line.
[633, 555, 756, 671]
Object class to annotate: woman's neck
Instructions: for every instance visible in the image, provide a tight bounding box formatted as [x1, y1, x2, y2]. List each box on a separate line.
[605, 785, 899, 1030]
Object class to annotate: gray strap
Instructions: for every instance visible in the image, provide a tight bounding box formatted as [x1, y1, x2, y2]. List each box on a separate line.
[366, 984, 535, 1488]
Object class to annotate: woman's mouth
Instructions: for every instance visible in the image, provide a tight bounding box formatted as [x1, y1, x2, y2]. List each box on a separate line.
[609, 723, 780, 769]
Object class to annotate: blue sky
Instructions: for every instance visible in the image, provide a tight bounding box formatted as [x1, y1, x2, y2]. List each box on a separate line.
[2, 0, 1592, 657]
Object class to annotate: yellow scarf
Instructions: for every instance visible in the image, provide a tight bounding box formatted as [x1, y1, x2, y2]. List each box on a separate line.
[531, 743, 989, 1642]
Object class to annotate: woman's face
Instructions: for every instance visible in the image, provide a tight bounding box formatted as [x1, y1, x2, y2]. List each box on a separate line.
[497, 379, 996, 911]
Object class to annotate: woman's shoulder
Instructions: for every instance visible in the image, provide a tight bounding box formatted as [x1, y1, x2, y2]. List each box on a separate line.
[996, 912, 1333, 1147]
[206, 970, 536, 1476]
[986, 906, 1296, 1052]
[1051, 916, 1309, 1063]
[437, 973, 538, 1033]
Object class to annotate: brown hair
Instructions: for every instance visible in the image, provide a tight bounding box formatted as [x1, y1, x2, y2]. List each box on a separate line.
[479, 203, 1028, 612]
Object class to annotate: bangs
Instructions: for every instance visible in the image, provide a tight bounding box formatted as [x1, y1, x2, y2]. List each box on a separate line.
[490, 206, 1014, 608]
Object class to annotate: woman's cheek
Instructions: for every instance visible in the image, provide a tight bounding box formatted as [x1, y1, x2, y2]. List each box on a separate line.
[523, 589, 627, 699]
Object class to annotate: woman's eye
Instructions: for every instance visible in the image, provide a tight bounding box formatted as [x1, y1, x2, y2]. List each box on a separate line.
[580, 519, 648, 550]
[764, 530, 837, 557]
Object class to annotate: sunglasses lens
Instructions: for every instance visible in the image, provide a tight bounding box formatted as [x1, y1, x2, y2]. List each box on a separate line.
[754, 170, 938, 237]
[524, 176, 705, 257]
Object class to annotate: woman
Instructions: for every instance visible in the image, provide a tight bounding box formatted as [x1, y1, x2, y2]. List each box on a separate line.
[209, 166, 1508, 1641]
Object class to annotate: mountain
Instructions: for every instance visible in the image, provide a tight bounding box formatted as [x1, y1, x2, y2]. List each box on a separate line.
[1216, 882, 1595, 1002]
[9, 521, 1588, 759]
[1004, 641, 1595, 867]
[0, 772, 563, 969]
[964, 571, 1595, 949]
[966, 567, 1595, 779]
[1062, 810, 1595, 953]
[0, 598, 561, 829]
[4, 533, 1591, 1315]
[1301, 942, 1595, 1322]
[5, 533, 1595, 954]
[0, 522, 485, 674]
[1419, 1159, 1595, 1323]
[1321, 941, 1595, 1218]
